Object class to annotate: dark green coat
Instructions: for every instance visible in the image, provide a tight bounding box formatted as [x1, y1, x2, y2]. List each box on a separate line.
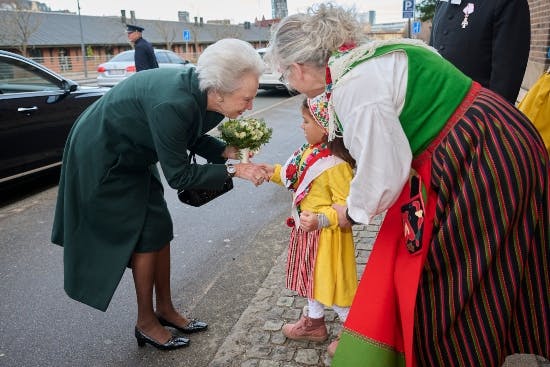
[51, 67, 228, 311]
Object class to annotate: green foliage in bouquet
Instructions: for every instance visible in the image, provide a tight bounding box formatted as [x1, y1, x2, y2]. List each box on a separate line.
[218, 117, 273, 150]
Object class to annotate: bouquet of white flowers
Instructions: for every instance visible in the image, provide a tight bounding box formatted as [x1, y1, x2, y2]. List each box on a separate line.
[218, 117, 272, 162]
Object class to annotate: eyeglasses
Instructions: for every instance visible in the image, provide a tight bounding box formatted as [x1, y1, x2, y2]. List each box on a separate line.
[278, 66, 291, 87]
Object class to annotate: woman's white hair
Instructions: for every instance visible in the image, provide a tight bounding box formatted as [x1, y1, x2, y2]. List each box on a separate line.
[197, 38, 265, 93]
[266, 3, 365, 71]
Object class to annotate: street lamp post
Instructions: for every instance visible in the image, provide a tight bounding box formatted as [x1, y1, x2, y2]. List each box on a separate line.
[77, 0, 88, 78]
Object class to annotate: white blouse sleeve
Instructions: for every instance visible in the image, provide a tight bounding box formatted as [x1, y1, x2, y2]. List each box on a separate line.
[331, 51, 412, 225]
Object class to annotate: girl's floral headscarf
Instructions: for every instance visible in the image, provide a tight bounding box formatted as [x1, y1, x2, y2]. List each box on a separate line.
[307, 92, 330, 133]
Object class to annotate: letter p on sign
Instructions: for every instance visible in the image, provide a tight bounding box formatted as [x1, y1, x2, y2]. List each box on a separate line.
[403, 0, 415, 18]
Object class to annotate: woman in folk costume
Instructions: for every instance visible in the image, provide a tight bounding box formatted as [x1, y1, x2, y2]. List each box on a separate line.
[266, 3, 550, 367]
[261, 96, 357, 356]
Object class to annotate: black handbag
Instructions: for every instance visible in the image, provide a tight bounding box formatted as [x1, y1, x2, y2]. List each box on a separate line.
[177, 154, 234, 207]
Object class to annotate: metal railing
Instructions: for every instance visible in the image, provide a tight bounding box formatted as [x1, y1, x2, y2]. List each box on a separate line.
[29, 53, 200, 81]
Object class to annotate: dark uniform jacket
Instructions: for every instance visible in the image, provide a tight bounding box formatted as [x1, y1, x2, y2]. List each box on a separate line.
[51, 68, 227, 311]
[430, 0, 530, 103]
[134, 37, 159, 71]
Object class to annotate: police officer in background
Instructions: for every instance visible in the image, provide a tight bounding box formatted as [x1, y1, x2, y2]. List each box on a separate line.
[126, 24, 159, 72]
[430, 0, 530, 103]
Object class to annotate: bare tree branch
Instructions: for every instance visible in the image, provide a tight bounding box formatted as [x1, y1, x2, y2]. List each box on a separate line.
[211, 24, 243, 41]
[154, 20, 177, 50]
[0, 1, 42, 56]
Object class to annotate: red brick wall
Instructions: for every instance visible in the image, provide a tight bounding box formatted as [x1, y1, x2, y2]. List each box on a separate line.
[523, 0, 550, 90]
[528, 0, 550, 65]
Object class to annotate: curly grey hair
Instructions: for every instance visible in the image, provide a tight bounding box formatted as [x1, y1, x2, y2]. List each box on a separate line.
[197, 38, 265, 93]
[266, 3, 365, 71]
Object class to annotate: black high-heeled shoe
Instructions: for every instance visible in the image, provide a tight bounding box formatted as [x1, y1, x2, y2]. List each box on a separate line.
[134, 327, 190, 350]
[157, 316, 208, 334]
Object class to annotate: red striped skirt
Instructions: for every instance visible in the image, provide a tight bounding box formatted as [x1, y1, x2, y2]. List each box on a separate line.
[414, 87, 550, 366]
[286, 227, 320, 299]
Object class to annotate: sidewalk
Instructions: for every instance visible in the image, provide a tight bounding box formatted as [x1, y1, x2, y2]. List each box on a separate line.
[209, 215, 549, 367]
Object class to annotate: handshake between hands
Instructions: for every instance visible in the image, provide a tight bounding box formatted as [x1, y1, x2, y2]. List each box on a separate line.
[232, 162, 273, 187]
[223, 145, 273, 187]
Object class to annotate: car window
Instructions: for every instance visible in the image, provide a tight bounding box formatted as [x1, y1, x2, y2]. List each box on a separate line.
[0, 57, 60, 94]
[155, 52, 170, 64]
[110, 52, 134, 62]
[167, 53, 184, 64]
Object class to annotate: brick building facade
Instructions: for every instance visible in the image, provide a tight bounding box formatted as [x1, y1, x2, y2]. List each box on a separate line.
[523, 0, 550, 92]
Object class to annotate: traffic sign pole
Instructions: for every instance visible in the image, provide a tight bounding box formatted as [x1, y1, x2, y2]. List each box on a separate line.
[402, 0, 415, 38]
[183, 29, 190, 54]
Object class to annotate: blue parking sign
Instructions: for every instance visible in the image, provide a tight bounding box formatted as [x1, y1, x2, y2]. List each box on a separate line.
[403, 0, 415, 18]
[183, 29, 190, 41]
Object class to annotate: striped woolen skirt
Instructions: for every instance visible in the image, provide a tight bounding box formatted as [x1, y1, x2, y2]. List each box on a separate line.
[286, 227, 320, 299]
[414, 87, 550, 366]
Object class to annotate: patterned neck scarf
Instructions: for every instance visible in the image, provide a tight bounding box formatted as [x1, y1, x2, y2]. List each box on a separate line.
[283, 142, 332, 207]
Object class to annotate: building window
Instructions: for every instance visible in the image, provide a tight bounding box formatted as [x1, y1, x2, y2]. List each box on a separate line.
[58, 48, 72, 71]
[28, 48, 44, 63]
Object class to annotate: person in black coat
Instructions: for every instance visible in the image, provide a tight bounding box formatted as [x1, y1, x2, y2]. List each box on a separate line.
[430, 0, 530, 103]
[126, 24, 159, 71]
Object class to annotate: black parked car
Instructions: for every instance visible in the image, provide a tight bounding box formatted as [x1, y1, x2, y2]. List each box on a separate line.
[0, 50, 107, 184]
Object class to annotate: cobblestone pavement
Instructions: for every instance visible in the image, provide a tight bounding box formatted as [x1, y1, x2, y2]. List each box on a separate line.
[209, 215, 548, 367]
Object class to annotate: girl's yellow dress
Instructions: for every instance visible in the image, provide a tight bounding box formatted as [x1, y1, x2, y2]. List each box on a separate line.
[271, 145, 357, 307]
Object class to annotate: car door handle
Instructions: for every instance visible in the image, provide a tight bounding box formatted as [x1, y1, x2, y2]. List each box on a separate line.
[17, 106, 39, 113]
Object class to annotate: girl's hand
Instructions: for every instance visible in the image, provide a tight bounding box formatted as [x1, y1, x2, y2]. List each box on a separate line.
[256, 163, 275, 177]
[299, 211, 318, 232]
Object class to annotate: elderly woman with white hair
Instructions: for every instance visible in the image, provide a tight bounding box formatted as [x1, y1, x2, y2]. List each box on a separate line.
[51, 38, 270, 350]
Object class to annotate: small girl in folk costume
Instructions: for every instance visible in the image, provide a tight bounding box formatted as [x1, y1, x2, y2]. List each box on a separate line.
[261, 94, 357, 356]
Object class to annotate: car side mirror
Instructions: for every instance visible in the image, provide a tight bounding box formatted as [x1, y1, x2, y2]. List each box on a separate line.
[62, 79, 79, 93]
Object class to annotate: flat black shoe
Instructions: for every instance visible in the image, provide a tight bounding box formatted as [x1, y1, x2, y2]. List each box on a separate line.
[134, 327, 190, 350]
[157, 316, 208, 334]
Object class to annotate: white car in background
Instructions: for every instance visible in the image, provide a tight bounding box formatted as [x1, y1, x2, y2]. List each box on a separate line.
[96, 49, 194, 87]
[257, 48, 287, 91]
